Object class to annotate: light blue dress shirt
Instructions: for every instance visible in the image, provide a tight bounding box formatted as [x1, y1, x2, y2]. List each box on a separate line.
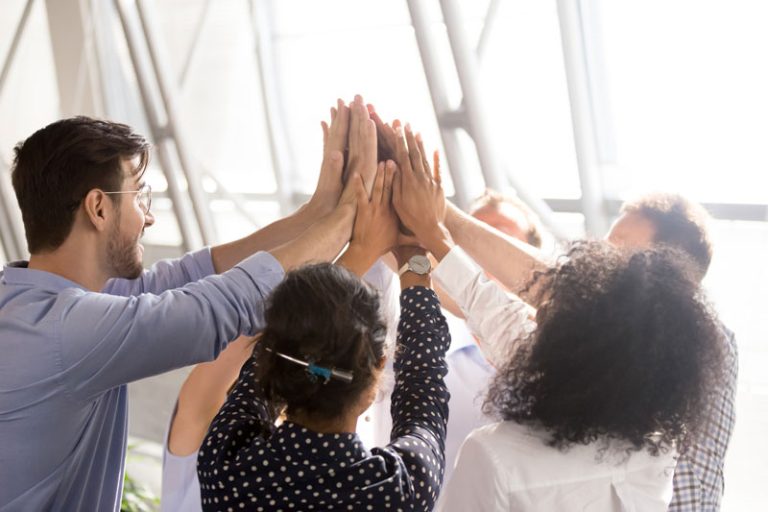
[0, 249, 284, 511]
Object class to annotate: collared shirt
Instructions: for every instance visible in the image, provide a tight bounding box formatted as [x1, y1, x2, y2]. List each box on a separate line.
[668, 327, 738, 512]
[433, 246, 677, 511]
[438, 421, 676, 512]
[197, 287, 450, 511]
[0, 249, 283, 511]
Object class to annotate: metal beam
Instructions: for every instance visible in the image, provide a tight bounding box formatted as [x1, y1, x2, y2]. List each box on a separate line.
[45, 0, 104, 117]
[177, 0, 212, 90]
[0, 154, 27, 261]
[411, 0, 567, 239]
[0, 0, 36, 101]
[541, 198, 768, 224]
[249, 0, 296, 216]
[556, 0, 609, 236]
[476, 0, 501, 61]
[406, 0, 474, 210]
[113, 0, 201, 251]
[135, 0, 218, 245]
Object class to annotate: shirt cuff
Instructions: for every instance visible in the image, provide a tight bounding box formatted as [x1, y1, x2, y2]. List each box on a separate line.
[433, 246, 483, 302]
[190, 246, 217, 278]
[234, 251, 285, 291]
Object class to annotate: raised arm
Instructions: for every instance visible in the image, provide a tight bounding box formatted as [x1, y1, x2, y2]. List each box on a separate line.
[389, 123, 536, 367]
[210, 99, 351, 273]
[167, 335, 255, 456]
[61, 251, 283, 401]
[373, 249, 451, 512]
[444, 201, 547, 297]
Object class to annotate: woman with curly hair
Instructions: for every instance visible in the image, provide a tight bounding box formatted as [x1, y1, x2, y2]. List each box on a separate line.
[430, 241, 725, 511]
[380, 127, 726, 510]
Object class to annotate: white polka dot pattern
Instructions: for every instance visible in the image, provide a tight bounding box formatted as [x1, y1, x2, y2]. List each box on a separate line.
[197, 286, 451, 511]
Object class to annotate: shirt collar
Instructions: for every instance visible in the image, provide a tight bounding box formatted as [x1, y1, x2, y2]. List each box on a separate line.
[269, 421, 368, 467]
[2, 261, 88, 292]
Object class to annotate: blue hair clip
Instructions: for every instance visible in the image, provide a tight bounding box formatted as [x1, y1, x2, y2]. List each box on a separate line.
[265, 348, 354, 384]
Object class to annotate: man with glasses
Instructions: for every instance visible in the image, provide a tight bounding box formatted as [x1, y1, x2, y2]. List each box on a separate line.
[0, 105, 371, 511]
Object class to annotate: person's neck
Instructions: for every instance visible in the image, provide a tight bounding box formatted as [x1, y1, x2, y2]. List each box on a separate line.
[28, 235, 110, 292]
[289, 410, 359, 435]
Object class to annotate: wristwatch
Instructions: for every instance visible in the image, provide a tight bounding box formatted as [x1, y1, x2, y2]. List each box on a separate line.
[398, 254, 432, 276]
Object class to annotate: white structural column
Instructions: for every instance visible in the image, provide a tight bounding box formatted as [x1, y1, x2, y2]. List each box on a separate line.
[406, 0, 474, 209]
[556, 0, 609, 236]
[135, 0, 217, 246]
[0, 155, 27, 261]
[249, 0, 296, 216]
[0, 1, 36, 262]
[113, 0, 204, 251]
[44, 0, 104, 117]
[407, 0, 566, 238]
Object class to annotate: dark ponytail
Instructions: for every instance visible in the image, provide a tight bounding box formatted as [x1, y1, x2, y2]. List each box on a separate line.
[257, 263, 387, 420]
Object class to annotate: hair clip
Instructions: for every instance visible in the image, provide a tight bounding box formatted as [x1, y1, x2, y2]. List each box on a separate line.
[265, 348, 353, 384]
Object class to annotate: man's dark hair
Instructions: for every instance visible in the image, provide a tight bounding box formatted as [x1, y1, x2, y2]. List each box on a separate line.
[257, 263, 387, 422]
[621, 193, 712, 278]
[11, 116, 150, 253]
[484, 241, 725, 456]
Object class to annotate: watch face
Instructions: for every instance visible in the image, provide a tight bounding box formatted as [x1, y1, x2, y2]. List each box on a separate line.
[409, 254, 431, 275]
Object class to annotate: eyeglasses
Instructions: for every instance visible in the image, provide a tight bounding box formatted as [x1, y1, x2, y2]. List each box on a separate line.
[103, 183, 152, 214]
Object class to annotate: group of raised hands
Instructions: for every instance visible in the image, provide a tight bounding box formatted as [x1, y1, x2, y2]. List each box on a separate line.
[305, 94, 450, 275]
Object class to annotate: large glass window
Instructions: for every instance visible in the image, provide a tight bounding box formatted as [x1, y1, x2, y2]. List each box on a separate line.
[596, 0, 768, 204]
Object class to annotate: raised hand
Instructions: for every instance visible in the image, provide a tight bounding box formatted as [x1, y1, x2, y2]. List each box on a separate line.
[368, 103, 398, 163]
[344, 95, 378, 196]
[306, 99, 350, 217]
[392, 124, 446, 243]
[337, 161, 399, 276]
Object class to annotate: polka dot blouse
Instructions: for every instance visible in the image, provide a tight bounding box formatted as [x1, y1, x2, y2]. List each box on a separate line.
[197, 286, 451, 511]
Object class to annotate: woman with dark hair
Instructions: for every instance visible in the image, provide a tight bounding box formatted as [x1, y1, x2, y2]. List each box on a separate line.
[197, 139, 452, 510]
[377, 123, 726, 511]
[429, 242, 726, 511]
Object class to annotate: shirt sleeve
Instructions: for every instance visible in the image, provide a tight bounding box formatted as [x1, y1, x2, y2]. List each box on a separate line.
[432, 245, 536, 368]
[437, 431, 508, 512]
[669, 328, 738, 510]
[102, 247, 216, 296]
[59, 251, 283, 401]
[373, 286, 450, 512]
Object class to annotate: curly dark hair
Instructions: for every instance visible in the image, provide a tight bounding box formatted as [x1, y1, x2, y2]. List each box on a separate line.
[484, 241, 725, 455]
[256, 263, 387, 421]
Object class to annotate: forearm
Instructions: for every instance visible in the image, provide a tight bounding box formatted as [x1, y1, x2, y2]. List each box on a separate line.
[391, 287, 450, 440]
[433, 246, 535, 368]
[168, 336, 255, 456]
[269, 203, 355, 271]
[211, 205, 317, 273]
[444, 202, 547, 295]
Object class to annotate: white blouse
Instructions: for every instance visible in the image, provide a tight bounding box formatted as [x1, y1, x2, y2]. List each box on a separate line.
[433, 246, 677, 511]
[437, 421, 676, 512]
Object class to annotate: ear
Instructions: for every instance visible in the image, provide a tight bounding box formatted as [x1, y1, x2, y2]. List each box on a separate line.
[81, 189, 115, 232]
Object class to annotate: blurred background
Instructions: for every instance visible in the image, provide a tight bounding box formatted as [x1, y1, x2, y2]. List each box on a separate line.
[1, 0, 766, 508]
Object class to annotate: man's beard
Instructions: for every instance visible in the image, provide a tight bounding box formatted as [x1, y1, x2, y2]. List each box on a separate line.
[107, 210, 144, 279]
